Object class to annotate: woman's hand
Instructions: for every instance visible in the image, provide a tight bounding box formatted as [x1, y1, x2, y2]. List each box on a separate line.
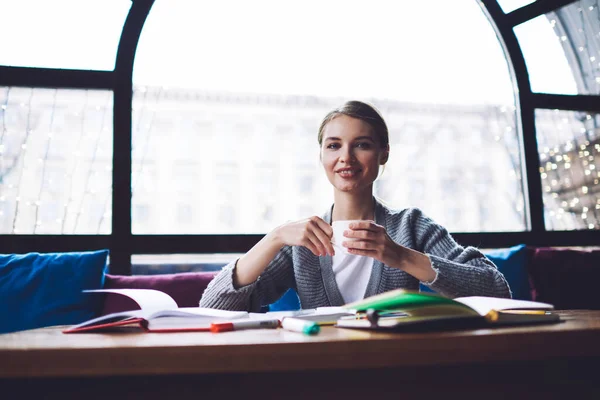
[341, 220, 401, 265]
[274, 216, 335, 257]
[342, 221, 436, 282]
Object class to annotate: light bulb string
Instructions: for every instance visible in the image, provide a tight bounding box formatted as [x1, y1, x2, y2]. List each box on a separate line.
[61, 91, 89, 233]
[33, 89, 59, 234]
[11, 88, 34, 233]
[73, 91, 112, 233]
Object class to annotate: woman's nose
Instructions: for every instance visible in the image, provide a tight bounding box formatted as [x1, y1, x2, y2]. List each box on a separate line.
[339, 147, 355, 162]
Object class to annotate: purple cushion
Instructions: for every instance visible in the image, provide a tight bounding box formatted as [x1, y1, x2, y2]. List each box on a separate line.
[101, 272, 217, 315]
[528, 247, 600, 310]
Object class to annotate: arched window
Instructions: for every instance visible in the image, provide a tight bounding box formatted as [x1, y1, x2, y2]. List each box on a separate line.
[131, 0, 522, 234]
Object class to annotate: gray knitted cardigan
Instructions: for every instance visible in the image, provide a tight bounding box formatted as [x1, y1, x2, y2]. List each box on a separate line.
[200, 199, 512, 312]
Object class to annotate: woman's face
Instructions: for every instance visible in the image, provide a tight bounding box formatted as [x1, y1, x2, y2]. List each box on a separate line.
[320, 115, 388, 195]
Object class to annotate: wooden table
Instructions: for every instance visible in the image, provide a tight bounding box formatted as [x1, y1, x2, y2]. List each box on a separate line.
[2, 310, 600, 399]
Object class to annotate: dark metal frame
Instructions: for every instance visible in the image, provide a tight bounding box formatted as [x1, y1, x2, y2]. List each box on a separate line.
[0, 0, 598, 274]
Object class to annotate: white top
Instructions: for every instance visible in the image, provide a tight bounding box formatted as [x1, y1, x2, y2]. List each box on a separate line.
[331, 251, 373, 304]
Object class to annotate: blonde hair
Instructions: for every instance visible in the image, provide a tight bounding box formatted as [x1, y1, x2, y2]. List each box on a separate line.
[317, 100, 389, 149]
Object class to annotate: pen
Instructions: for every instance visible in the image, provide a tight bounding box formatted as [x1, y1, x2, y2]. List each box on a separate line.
[210, 319, 280, 333]
[281, 317, 320, 335]
[499, 310, 550, 315]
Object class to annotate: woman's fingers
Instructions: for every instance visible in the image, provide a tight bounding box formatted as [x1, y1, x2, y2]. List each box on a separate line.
[341, 221, 388, 256]
[308, 217, 335, 255]
[343, 229, 376, 240]
[344, 221, 383, 241]
[343, 239, 370, 251]
[346, 247, 375, 256]
[301, 232, 321, 256]
[343, 239, 382, 258]
[282, 216, 336, 256]
[305, 228, 329, 256]
[348, 220, 379, 232]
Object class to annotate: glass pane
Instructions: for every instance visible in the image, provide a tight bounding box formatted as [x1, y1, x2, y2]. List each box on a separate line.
[536, 109, 599, 230]
[496, 0, 536, 14]
[0, 87, 113, 234]
[0, 0, 131, 70]
[132, 0, 524, 233]
[514, 0, 600, 94]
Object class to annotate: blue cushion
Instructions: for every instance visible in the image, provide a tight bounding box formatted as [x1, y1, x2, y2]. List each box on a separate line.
[483, 244, 531, 300]
[420, 283, 436, 293]
[268, 288, 301, 311]
[419, 244, 531, 300]
[0, 250, 108, 333]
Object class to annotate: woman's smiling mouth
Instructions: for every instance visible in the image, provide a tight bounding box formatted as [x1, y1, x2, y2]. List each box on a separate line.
[336, 167, 361, 178]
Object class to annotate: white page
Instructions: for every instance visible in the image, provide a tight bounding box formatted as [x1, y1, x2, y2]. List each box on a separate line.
[260, 307, 354, 325]
[455, 296, 554, 316]
[145, 308, 250, 330]
[67, 309, 148, 330]
[149, 307, 248, 320]
[261, 307, 353, 320]
[257, 309, 315, 320]
[315, 306, 355, 315]
[84, 289, 178, 311]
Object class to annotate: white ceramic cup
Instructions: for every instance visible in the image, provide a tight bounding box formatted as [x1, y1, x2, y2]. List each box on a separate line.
[331, 220, 362, 254]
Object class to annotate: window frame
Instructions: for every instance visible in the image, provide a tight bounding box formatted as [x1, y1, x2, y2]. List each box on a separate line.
[0, 0, 598, 275]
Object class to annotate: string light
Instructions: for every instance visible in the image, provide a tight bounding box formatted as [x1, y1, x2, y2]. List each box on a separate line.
[538, 100, 599, 229]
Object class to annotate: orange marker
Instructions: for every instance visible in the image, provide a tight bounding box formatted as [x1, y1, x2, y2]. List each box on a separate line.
[210, 319, 280, 333]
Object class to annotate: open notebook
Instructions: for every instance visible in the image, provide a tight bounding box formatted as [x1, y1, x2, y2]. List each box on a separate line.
[64, 289, 249, 333]
[335, 290, 560, 331]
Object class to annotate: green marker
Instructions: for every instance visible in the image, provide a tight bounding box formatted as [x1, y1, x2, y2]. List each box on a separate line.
[281, 317, 320, 335]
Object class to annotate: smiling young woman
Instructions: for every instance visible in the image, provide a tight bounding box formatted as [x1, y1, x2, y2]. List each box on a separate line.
[320, 114, 387, 199]
[200, 101, 511, 311]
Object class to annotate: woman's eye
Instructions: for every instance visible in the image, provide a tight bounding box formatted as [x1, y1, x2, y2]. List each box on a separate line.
[326, 143, 340, 149]
[356, 142, 371, 149]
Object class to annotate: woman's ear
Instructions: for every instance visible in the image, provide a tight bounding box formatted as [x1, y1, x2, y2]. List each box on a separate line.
[380, 145, 390, 165]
